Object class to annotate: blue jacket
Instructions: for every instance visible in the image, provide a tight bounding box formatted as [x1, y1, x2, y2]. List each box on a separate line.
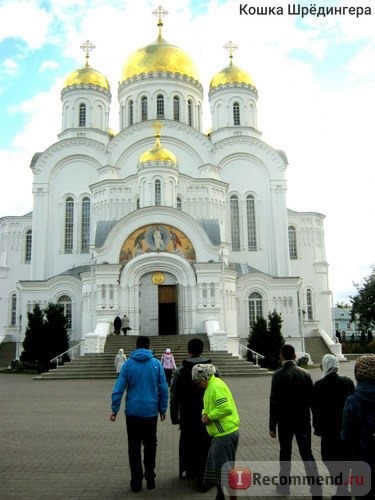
[111, 348, 168, 418]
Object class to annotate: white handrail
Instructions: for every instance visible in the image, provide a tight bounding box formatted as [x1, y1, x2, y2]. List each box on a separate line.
[226, 337, 265, 366]
[50, 341, 85, 367]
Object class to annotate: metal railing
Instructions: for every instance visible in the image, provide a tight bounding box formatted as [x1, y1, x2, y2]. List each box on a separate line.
[50, 341, 85, 367]
[226, 337, 265, 366]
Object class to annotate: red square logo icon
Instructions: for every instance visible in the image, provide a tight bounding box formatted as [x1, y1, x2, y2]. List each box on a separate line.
[228, 467, 251, 489]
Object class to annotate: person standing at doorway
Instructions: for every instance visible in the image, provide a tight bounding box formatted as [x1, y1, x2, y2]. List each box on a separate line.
[110, 336, 168, 492]
[121, 314, 131, 335]
[113, 315, 122, 335]
[160, 348, 177, 386]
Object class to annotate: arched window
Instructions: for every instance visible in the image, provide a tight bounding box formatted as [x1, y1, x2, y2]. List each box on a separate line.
[79, 103, 86, 127]
[64, 197, 74, 253]
[141, 96, 148, 121]
[246, 195, 256, 250]
[306, 289, 313, 320]
[129, 100, 134, 126]
[58, 295, 72, 329]
[155, 180, 161, 205]
[25, 229, 32, 262]
[188, 100, 193, 126]
[288, 226, 298, 259]
[248, 292, 263, 327]
[177, 197, 182, 210]
[173, 96, 180, 121]
[81, 197, 90, 253]
[230, 195, 240, 250]
[10, 293, 17, 326]
[233, 102, 240, 125]
[157, 95, 164, 119]
[136, 196, 140, 209]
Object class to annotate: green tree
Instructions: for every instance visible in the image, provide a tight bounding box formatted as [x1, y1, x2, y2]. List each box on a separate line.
[20, 302, 70, 372]
[350, 266, 375, 334]
[44, 303, 70, 362]
[247, 311, 284, 368]
[20, 304, 45, 368]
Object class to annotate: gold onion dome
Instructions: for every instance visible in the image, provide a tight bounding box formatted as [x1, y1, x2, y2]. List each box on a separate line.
[121, 6, 199, 82]
[63, 65, 110, 90]
[139, 123, 177, 166]
[210, 40, 254, 89]
[63, 40, 110, 91]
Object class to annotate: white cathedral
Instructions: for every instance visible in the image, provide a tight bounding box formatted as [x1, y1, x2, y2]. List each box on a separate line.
[0, 8, 341, 359]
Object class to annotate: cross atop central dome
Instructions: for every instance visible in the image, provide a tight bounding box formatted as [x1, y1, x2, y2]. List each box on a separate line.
[120, 5, 200, 83]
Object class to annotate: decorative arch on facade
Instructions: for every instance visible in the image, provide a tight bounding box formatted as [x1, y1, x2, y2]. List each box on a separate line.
[119, 224, 196, 266]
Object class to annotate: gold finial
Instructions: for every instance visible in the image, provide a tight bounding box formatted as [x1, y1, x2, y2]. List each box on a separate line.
[223, 41, 238, 66]
[152, 5, 168, 37]
[152, 120, 163, 138]
[80, 40, 96, 67]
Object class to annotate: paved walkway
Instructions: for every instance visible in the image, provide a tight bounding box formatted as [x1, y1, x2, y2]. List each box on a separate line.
[0, 361, 357, 500]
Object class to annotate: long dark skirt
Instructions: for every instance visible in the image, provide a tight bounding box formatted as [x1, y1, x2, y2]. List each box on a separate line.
[204, 431, 239, 487]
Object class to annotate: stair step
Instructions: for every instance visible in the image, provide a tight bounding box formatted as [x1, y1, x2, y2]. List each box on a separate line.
[35, 334, 272, 380]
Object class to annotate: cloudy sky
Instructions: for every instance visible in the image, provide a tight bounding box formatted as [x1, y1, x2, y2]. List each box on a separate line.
[0, 0, 374, 304]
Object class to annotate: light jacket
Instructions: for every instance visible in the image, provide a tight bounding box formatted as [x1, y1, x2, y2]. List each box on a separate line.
[202, 375, 240, 437]
[161, 353, 177, 370]
[111, 348, 168, 418]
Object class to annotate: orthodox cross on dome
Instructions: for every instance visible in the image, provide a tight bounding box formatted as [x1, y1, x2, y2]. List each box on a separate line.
[152, 120, 163, 139]
[80, 40, 96, 67]
[224, 40, 238, 66]
[152, 5, 168, 36]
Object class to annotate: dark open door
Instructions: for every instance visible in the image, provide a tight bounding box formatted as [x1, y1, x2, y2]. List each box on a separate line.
[158, 285, 177, 335]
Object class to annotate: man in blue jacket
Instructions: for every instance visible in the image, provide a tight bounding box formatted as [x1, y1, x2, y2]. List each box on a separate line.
[110, 336, 168, 492]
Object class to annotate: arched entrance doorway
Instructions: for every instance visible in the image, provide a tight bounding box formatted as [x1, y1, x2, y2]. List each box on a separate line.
[138, 272, 178, 336]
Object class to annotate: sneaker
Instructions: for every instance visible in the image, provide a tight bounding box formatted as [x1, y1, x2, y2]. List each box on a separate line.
[146, 479, 155, 490]
[130, 481, 142, 493]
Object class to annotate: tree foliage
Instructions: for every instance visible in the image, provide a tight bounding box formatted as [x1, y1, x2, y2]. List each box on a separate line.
[247, 310, 284, 369]
[350, 266, 375, 334]
[20, 302, 70, 372]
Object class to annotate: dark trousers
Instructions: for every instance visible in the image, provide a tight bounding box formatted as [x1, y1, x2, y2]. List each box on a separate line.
[278, 423, 322, 496]
[125, 415, 158, 486]
[179, 421, 212, 485]
[164, 369, 173, 386]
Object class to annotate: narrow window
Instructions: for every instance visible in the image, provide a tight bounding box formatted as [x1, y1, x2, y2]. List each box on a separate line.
[58, 295, 72, 329]
[306, 289, 313, 320]
[177, 197, 182, 211]
[79, 103, 86, 127]
[25, 229, 32, 262]
[188, 100, 193, 126]
[233, 102, 240, 125]
[141, 97, 148, 121]
[129, 100, 134, 126]
[157, 95, 164, 119]
[65, 197, 74, 253]
[81, 197, 90, 253]
[248, 292, 263, 327]
[155, 180, 161, 205]
[246, 195, 256, 250]
[10, 293, 17, 326]
[230, 195, 240, 250]
[173, 96, 180, 121]
[288, 226, 298, 259]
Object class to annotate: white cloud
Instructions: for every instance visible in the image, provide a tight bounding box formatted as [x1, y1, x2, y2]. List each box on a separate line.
[2, 58, 19, 76]
[39, 60, 60, 73]
[0, 1, 51, 49]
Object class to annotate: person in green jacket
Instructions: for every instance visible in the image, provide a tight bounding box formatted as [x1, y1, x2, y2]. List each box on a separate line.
[192, 363, 240, 500]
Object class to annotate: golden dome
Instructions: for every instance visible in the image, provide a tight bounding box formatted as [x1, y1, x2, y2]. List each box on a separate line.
[121, 34, 199, 83]
[63, 64, 110, 91]
[210, 62, 254, 89]
[139, 124, 177, 165]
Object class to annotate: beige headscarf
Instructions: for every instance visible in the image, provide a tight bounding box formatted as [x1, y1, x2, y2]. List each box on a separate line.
[321, 354, 339, 377]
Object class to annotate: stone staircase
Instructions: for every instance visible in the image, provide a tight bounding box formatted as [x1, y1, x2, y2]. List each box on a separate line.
[304, 336, 331, 364]
[34, 334, 271, 380]
[0, 341, 16, 369]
